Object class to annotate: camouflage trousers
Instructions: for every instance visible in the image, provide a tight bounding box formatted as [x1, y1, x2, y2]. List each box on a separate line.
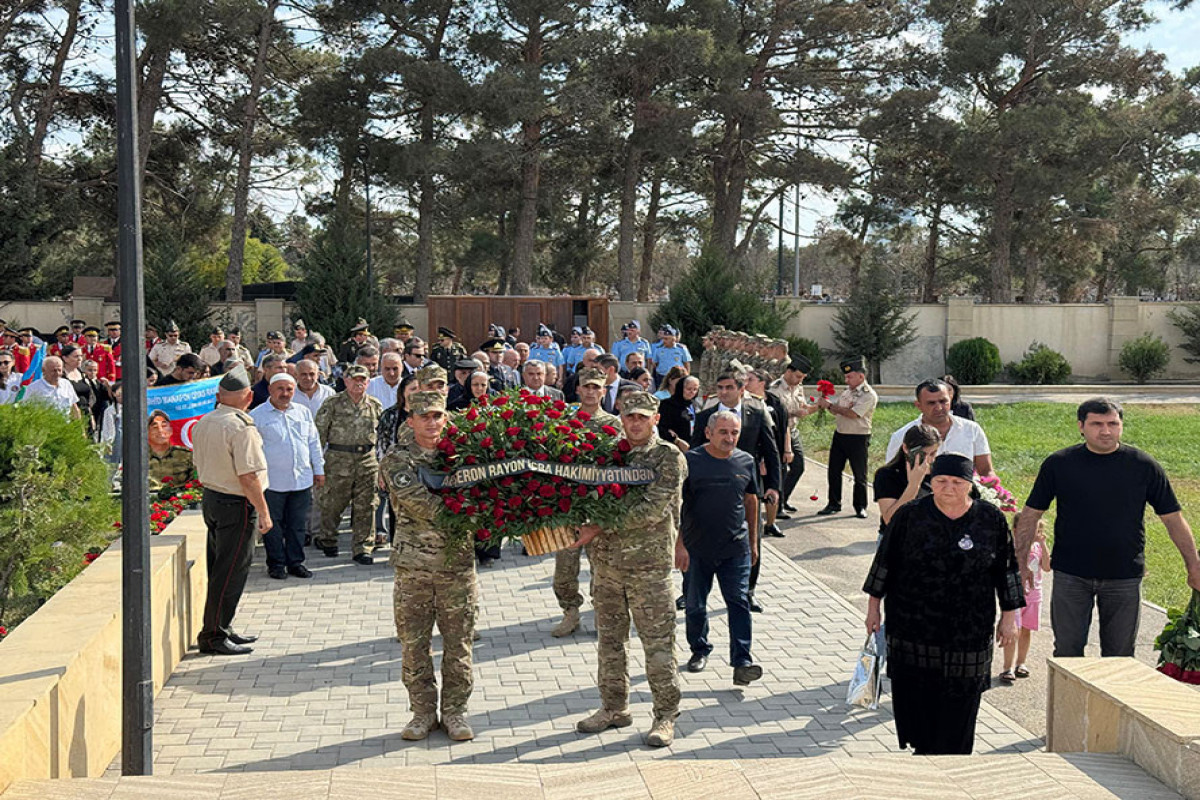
[591, 565, 680, 720]
[316, 452, 377, 555]
[553, 538, 588, 613]
[394, 567, 477, 716]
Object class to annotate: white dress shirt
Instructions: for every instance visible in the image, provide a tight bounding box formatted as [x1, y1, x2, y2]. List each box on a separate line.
[367, 375, 400, 409]
[0, 372, 23, 405]
[292, 383, 335, 416]
[23, 377, 78, 413]
[885, 414, 991, 462]
[249, 401, 325, 493]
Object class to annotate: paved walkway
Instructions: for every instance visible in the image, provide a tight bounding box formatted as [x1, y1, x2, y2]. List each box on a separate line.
[117, 527, 1040, 774]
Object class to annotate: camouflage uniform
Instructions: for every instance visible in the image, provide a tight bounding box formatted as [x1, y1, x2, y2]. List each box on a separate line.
[588, 418, 687, 722]
[553, 405, 623, 614]
[380, 406, 476, 719]
[314, 390, 383, 555]
[149, 445, 194, 492]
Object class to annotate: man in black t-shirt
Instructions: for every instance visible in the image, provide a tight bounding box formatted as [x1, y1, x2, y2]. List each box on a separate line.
[676, 410, 764, 686]
[1016, 398, 1200, 657]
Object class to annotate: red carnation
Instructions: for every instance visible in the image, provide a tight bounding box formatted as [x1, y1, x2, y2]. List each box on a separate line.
[585, 431, 597, 441]
[507, 496, 522, 509]
[537, 507, 554, 517]
[161, 476, 174, 484]
[505, 426, 521, 436]
[558, 497, 572, 512]
[600, 425, 618, 436]
[551, 476, 563, 483]
[532, 422, 546, 431]
[576, 410, 591, 421]
[470, 486, 482, 498]
[512, 439, 526, 449]
[500, 408, 515, 420]
[488, 486, 500, 498]
[581, 443, 595, 451]
[559, 485, 573, 496]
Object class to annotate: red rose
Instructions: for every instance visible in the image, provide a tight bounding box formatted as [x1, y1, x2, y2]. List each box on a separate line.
[554, 425, 571, 434]
[585, 431, 597, 441]
[596, 456, 607, 465]
[551, 476, 563, 483]
[495, 450, 507, 459]
[507, 496, 522, 509]
[559, 485, 573, 496]
[526, 410, 540, 419]
[500, 476, 515, 487]
[558, 498, 572, 512]
[545, 409, 563, 419]
[596, 485, 606, 497]
[505, 426, 521, 436]
[447, 425, 459, 435]
[569, 418, 584, 429]
[470, 486, 482, 498]
[559, 454, 574, 463]
[600, 425, 618, 436]
[537, 507, 554, 517]
[493, 395, 509, 406]
[476, 528, 492, 540]
[581, 443, 595, 451]
[471, 422, 487, 433]
[456, 435, 468, 444]
[532, 422, 546, 431]
[539, 484, 556, 498]
[611, 483, 626, 498]
[617, 440, 632, 453]
[533, 453, 549, 462]
[465, 407, 479, 421]
[161, 476, 174, 484]
[576, 410, 591, 421]
[480, 437, 494, 448]
[488, 486, 500, 498]
[465, 456, 477, 465]
[512, 439, 526, 449]
[500, 408, 515, 420]
[525, 395, 543, 405]
[576, 484, 588, 497]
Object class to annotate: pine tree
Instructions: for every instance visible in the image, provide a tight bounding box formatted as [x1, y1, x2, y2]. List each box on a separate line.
[831, 264, 917, 384]
[294, 224, 396, 348]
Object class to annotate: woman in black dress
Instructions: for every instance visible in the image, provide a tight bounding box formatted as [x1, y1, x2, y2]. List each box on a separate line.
[872, 424, 941, 537]
[942, 374, 976, 421]
[864, 454, 1023, 755]
[61, 345, 97, 437]
[656, 374, 700, 452]
[449, 370, 494, 412]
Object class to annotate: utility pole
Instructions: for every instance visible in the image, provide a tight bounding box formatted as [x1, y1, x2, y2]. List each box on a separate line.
[115, 0, 153, 775]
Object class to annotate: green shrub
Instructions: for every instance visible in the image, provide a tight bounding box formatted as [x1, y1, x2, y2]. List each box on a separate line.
[0, 403, 118, 631]
[785, 336, 824, 378]
[1167, 304, 1200, 364]
[1118, 333, 1171, 384]
[1007, 342, 1072, 385]
[946, 337, 1002, 384]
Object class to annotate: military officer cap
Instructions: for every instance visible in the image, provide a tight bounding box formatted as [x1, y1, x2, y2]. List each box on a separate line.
[395, 317, 414, 332]
[292, 319, 306, 330]
[661, 324, 679, 336]
[576, 367, 606, 388]
[488, 323, 505, 338]
[265, 330, 284, 340]
[19, 326, 38, 337]
[409, 390, 447, 416]
[71, 319, 86, 326]
[483, 339, 506, 353]
[437, 326, 456, 339]
[416, 364, 448, 385]
[105, 320, 121, 327]
[219, 364, 252, 391]
[788, 354, 812, 373]
[619, 390, 659, 417]
[54, 325, 70, 336]
[164, 319, 180, 332]
[209, 326, 224, 336]
[148, 409, 171, 425]
[350, 318, 370, 334]
[455, 358, 479, 371]
[344, 364, 370, 380]
[536, 323, 552, 338]
[571, 326, 583, 335]
[83, 325, 101, 336]
[626, 319, 641, 330]
[840, 356, 866, 375]
[582, 325, 594, 335]
[619, 322, 629, 333]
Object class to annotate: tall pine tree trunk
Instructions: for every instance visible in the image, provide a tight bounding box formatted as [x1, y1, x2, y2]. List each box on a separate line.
[989, 163, 1016, 302]
[570, 188, 591, 295]
[509, 21, 544, 295]
[26, 0, 81, 166]
[412, 0, 452, 301]
[637, 173, 662, 302]
[616, 137, 643, 300]
[495, 210, 510, 295]
[1021, 243, 1040, 303]
[226, 0, 280, 302]
[921, 201, 942, 303]
[137, 42, 171, 188]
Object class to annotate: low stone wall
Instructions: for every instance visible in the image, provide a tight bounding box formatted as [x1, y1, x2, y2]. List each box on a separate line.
[1047, 657, 1200, 799]
[0, 513, 207, 793]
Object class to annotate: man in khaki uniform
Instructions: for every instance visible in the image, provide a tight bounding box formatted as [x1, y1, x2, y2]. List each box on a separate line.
[191, 366, 272, 656]
[314, 364, 383, 563]
[380, 391, 477, 742]
[817, 356, 879, 518]
[550, 368, 622, 637]
[149, 320, 192, 376]
[574, 391, 687, 748]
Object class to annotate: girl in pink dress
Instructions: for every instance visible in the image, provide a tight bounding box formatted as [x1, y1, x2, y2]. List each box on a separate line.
[1000, 515, 1051, 683]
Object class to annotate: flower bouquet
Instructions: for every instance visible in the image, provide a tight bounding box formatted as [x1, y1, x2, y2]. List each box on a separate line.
[974, 473, 1018, 513]
[424, 391, 653, 556]
[808, 379, 837, 426]
[150, 476, 204, 533]
[1154, 589, 1200, 685]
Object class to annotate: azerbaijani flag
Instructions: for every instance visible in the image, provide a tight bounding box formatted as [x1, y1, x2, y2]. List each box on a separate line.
[14, 344, 45, 401]
[148, 376, 221, 449]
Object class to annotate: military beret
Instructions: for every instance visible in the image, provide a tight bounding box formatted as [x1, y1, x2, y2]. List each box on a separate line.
[409, 390, 447, 416]
[788, 355, 812, 373]
[840, 356, 866, 375]
[576, 367, 606, 388]
[54, 325, 70, 335]
[455, 358, 480, 371]
[619, 390, 659, 417]
[343, 364, 370, 380]
[437, 326, 456, 339]
[83, 326, 101, 336]
[416, 364, 448, 385]
[219, 365, 251, 391]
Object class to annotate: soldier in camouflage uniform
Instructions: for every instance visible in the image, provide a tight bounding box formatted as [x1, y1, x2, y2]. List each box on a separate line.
[429, 327, 468, 373]
[574, 391, 687, 748]
[551, 368, 622, 637]
[148, 410, 195, 492]
[313, 364, 383, 564]
[380, 390, 477, 742]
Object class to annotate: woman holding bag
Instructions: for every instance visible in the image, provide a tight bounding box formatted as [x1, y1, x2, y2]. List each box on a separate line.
[863, 454, 1024, 754]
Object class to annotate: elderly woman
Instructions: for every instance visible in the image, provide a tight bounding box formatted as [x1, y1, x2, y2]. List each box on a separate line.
[449, 370, 494, 411]
[863, 453, 1023, 755]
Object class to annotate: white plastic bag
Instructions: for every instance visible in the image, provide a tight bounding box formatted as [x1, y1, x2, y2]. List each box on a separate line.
[847, 634, 882, 710]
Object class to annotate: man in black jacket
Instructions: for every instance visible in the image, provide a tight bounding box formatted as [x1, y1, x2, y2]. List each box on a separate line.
[596, 353, 640, 414]
[691, 372, 781, 612]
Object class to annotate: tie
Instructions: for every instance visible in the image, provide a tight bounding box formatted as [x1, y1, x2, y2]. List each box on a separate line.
[605, 383, 617, 413]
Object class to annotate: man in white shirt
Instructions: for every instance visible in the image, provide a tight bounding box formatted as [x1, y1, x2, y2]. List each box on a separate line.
[250, 373, 325, 580]
[367, 352, 403, 409]
[885, 378, 994, 477]
[293, 359, 334, 415]
[23, 355, 81, 419]
[522, 359, 564, 400]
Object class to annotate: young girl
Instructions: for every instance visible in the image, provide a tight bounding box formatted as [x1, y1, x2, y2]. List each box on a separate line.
[1000, 513, 1051, 683]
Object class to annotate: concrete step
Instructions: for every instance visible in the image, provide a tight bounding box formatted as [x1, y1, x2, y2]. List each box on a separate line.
[1, 753, 1183, 799]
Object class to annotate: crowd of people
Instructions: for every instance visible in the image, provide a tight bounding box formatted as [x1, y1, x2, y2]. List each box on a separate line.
[6, 312, 1199, 756]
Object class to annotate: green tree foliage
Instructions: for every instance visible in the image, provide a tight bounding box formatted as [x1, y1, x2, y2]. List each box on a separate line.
[190, 235, 290, 288]
[1007, 342, 1072, 384]
[0, 404, 117, 629]
[1118, 333, 1171, 384]
[831, 264, 918, 384]
[651, 249, 793, 355]
[946, 337, 1003, 384]
[786, 336, 824, 378]
[294, 224, 396, 351]
[1167, 305, 1200, 364]
[144, 239, 217, 348]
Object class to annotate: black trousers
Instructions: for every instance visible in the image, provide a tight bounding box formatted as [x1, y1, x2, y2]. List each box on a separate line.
[199, 489, 257, 648]
[782, 444, 805, 504]
[826, 432, 870, 511]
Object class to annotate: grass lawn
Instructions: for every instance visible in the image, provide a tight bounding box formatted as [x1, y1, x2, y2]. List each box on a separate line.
[798, 402, 1200, 610]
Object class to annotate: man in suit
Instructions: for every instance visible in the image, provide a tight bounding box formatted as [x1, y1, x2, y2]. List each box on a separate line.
[691, 372, 781, 612]
[522, 359, 564, 400]
[595, 353, 639, 415]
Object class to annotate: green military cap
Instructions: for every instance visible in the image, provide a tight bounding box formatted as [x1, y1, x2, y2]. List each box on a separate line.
[576, 367, 606, 388]
[619, 390, 660, 417]
[482, 339, 506, 353]
[164, 319, 180, 333]
[840, 356, 866, 375]
[344, 364, 370, 380]
[415, 364, 448, 385]
[350, 318, 370, 334]
[395, 317, 414, 332]
[409, 390, 447, 416]
[219, 365, 251, 391]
